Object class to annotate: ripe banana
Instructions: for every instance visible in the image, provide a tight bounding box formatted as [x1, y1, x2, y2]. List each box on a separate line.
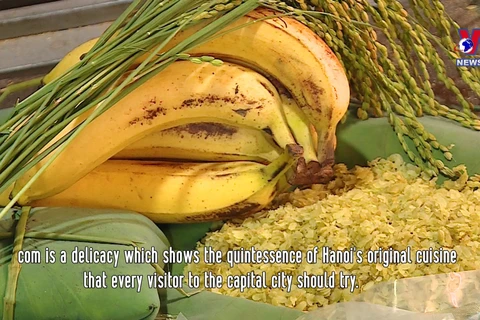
[113, 122, 282, 163]
[31, 145, 303, 223]
[43, 38, 98, 85]
[42, 8, 350, 184]
[13, 61, 299, 204]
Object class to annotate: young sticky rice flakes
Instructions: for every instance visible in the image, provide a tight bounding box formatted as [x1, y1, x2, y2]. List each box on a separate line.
[184, 155, 480, 311]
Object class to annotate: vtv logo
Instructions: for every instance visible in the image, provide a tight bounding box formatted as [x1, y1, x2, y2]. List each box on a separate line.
[456, 29, 480, 55]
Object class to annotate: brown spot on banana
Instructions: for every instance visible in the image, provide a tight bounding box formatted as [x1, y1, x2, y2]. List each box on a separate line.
[129, 117, 141, 126]
[180, 94, 260, 109]
[182, 202, 264, 223]
[259, 81, 276, 97]
[144, 107, 167, 120]
[168, 123, 238, 138]
[302, 79, 325, 102]
[233, 108, 251, 117]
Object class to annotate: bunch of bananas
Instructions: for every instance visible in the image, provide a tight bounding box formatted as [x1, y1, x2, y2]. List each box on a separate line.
[3, 8, 350, 223]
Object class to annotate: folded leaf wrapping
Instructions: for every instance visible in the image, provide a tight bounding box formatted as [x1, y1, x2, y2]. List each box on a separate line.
[0, 207, 169, 320]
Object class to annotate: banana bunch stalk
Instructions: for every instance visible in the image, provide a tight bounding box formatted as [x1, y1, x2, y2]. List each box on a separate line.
[4, 8, 350, 223]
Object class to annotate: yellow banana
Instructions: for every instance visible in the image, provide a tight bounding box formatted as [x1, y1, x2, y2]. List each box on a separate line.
[113, 122, 282, 163]
[42, 8, 350, 184]
[280, 93, 323, 185]
[13, 61, 299, 204]
[31, 145, 302, 223]
[43, 38, 98, 85]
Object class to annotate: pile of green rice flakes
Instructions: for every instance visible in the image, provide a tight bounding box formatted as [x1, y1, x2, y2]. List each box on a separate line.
[184, 155, 480, 311]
